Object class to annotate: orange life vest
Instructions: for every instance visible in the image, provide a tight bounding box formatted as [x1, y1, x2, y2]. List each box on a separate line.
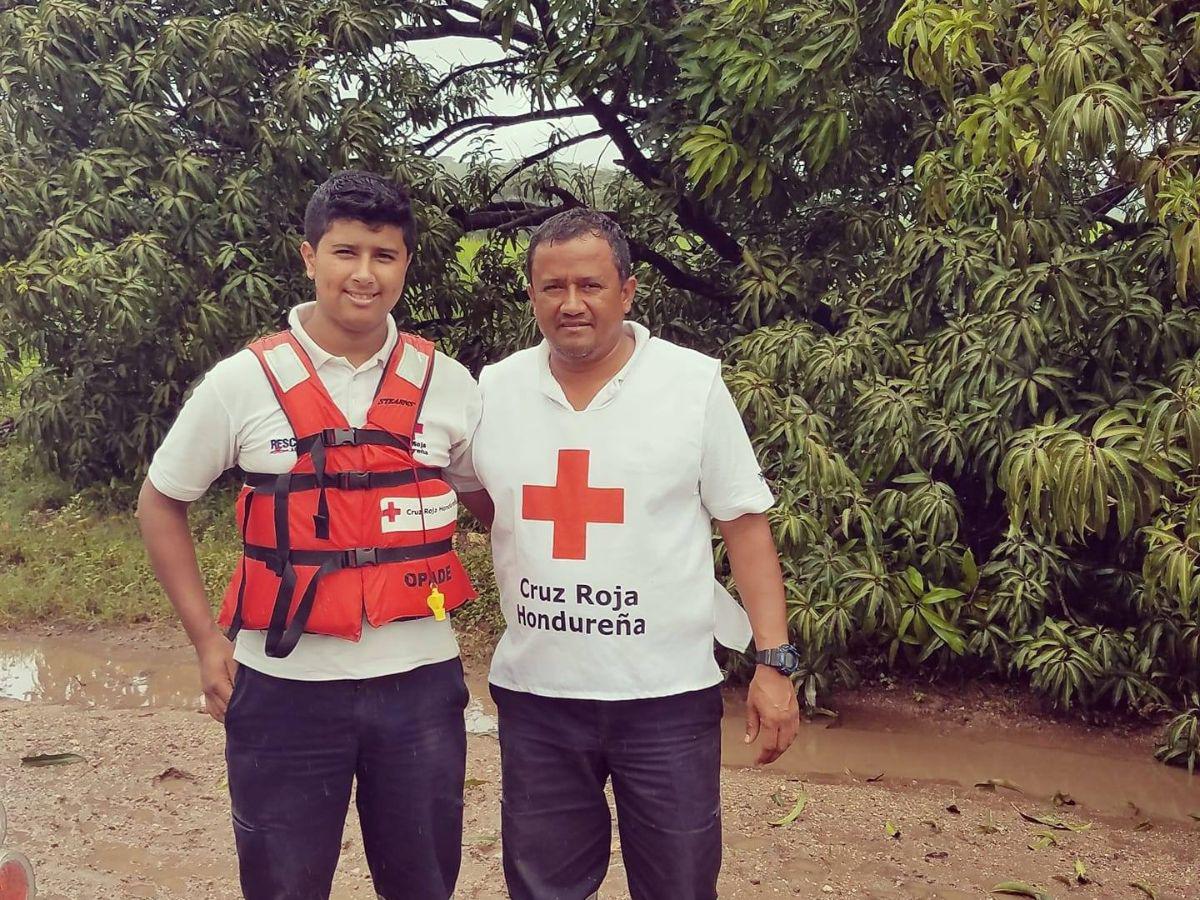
[217, 329, 475, 657]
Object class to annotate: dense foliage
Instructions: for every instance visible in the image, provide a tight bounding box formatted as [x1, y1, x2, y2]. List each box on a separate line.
[2, 0, 1200, 758]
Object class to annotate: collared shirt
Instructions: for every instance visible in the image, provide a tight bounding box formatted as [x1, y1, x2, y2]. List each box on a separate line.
[469, 321, 774, 700]
[532, 322, 648, 412]
[148, 303, 481, 681]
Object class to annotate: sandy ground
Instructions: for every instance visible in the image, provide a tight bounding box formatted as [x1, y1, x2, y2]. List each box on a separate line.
[1, 628, 1199, 899]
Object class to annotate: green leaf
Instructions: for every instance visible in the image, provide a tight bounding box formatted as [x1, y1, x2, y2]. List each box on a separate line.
[768, 792, 808, 827]
[991, 882, 1054, 899]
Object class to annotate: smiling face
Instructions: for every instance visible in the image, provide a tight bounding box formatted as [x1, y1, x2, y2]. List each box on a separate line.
[299, 217, 411, 338]
[526, 233, 636, 368]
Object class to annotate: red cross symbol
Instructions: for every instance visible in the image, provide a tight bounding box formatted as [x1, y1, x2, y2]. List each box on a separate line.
[382, 501, 403, 523]
[522, 449, 624, 560]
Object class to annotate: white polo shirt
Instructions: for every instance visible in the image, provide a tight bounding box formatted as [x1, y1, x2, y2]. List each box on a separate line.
[148, 303, 483, 681]
[470, 322, 774, 700]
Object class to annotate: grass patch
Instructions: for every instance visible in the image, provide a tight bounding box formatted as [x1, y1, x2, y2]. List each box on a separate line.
[0, 436, 240, 625]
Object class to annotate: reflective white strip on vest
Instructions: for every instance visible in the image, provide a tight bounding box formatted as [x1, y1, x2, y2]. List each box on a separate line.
[395, 344, 430, 387]
[379, 491, 457, 534]
[262, 343, 309, 393]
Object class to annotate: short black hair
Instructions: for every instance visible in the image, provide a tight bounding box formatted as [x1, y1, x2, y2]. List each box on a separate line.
[525, 208, 632, 282]
[303, 171, 417, 252]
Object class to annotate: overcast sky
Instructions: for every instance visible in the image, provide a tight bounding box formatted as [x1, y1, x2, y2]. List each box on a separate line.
[407, 38, 621, 167]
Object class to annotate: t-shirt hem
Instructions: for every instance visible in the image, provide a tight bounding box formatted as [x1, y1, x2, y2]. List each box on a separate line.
[234, 646, 460, 682]
[486, 671, 724, 701]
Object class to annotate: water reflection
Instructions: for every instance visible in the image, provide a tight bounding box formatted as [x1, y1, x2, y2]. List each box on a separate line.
[0, 637, 202, 709]
[720, 694, 1200, 823]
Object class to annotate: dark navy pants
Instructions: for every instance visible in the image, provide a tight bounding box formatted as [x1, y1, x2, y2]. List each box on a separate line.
[224, 659, 468, 900]
[491, 684, 724, 900]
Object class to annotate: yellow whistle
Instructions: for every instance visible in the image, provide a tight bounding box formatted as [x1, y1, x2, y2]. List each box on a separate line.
[427, 585, 447, 621]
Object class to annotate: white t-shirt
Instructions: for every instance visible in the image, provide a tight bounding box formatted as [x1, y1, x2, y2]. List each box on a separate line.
[148, 303, 483, 681]
[470, 322, 774, 700]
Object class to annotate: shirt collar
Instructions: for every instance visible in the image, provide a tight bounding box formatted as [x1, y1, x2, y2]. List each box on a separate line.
[537, 321, 651, 410]
[287, 302, 398, 372]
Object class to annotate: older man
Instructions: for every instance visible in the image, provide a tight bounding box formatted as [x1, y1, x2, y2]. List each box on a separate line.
[468, 208, 801, 899]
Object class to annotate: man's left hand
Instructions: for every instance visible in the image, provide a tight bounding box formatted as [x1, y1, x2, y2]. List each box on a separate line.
[744, 665, 801, 764]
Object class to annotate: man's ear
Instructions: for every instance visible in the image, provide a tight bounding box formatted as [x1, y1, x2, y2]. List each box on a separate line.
[526, 283, 536, 304]
[300, 241, 317, 279]
[621, 275, 637, 314]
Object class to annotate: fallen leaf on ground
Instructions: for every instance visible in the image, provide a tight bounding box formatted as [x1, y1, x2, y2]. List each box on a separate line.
[153, 767, 195, 783]
[1071, 859, 1089, 885]
[768, 793, 807, 827]
[1027, 829, 1057, 851]
[885, 820, 901, 839]
[977, 815, 1003, 835]
[21, 752, 85, 767]
[990, 881, 1053, 899]
[1130, 882, 1157, 899]
[464, 778, 488, 789]
[1011, 804, 1092, 832]
[463, 832, 499, 847]
[976, 778, 1023, 793]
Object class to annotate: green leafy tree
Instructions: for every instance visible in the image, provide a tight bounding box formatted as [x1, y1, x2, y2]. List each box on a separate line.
[4, 0, 1200, 753]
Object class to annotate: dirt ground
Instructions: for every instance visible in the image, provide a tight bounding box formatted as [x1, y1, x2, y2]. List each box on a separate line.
[2, 627, 1199, 900]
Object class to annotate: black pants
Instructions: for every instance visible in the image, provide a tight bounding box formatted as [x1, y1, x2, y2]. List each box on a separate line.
[224, 659, 468, 900]
[492, 683, 724, 900]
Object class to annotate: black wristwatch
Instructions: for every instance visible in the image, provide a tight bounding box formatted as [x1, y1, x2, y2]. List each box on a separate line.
[755, 643, 801, 676]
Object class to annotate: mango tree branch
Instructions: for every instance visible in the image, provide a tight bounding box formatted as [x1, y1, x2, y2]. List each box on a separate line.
[422, 1, 541, 46]
[430, 56, 526, 95]
[526, 0, 743, 264]
[420, 106, 592, 154]
[489, 129, 607, 198]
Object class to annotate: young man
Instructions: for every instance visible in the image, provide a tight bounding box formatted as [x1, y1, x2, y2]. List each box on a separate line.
[468, 208, 802, 899]
[137, 171, 487, 900]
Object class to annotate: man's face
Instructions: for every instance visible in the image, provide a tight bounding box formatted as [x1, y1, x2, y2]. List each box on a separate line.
[300, 218, 411, 334]
[526, 234, 636, 364]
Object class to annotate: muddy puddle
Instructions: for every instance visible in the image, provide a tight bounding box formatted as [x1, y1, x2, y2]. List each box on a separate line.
[721, 695, 1200, 823]
[2, 633, 1198, 824]
[0, 635, 202, 709]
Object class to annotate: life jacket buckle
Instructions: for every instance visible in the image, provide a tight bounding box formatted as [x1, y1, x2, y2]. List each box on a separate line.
[336, 471, 371, 490]
[322, 427, 358, 447]
[343, 548, 378, 568]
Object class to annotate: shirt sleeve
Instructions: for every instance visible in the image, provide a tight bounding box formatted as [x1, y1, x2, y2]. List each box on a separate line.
[441, 361, 484, 494]
[146, 369, 238, 502]
[699, 368, 774, 521]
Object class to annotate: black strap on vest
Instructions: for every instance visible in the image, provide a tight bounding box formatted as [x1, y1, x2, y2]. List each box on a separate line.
[245, 538, 454, 658]
[243, 466, 441, 493]
[299, 428, 413, 539]
[224, 491, 256, 642]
